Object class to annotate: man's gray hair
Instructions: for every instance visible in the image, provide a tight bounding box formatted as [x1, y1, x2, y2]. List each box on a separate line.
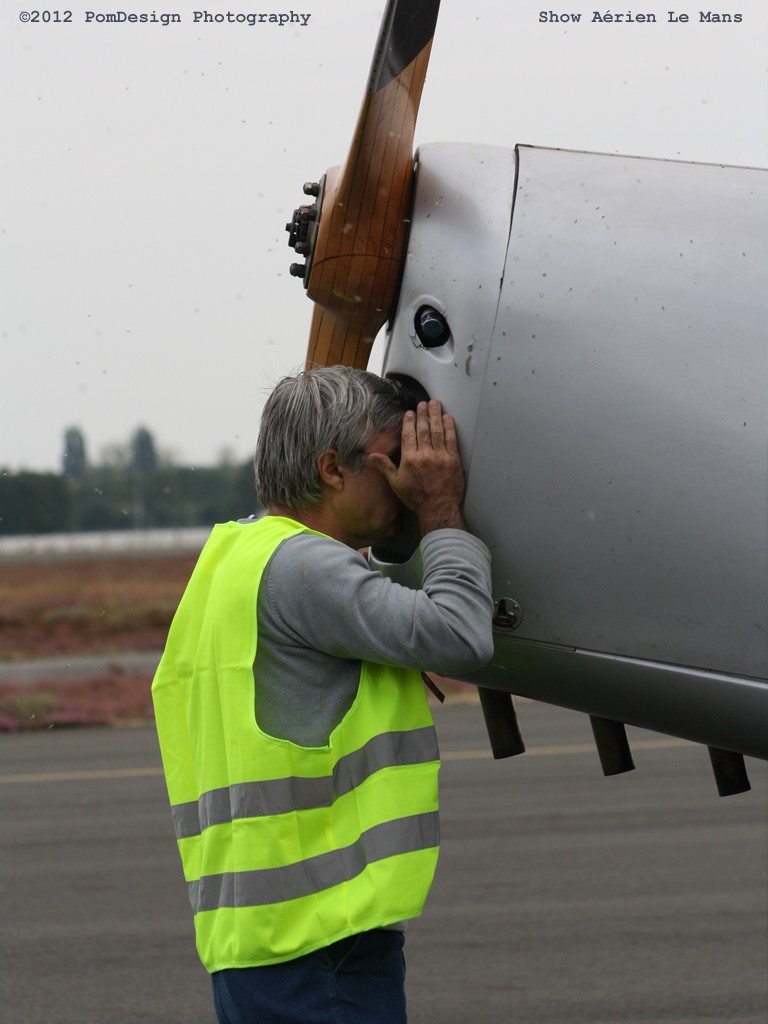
[255, 366, 412, 510]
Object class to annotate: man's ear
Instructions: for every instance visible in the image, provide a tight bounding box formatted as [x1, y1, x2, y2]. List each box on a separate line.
[316, 449, 345, 492]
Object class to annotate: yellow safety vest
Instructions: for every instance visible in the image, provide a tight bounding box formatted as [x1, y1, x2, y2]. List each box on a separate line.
[152, 516, 440, 972]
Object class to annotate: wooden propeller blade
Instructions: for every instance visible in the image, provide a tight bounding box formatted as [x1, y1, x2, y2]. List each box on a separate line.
[306, 304, 377, 371]
[305, 0, 441, 370]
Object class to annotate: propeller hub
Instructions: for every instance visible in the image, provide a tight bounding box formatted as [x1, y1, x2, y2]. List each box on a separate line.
[286, 177, 325, 287]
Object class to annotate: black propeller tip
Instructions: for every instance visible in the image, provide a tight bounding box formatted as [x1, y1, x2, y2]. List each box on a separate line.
[368, 0, 442, 92]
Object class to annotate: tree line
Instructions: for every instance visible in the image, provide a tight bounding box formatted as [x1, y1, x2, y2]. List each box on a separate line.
[0, 426, 262, 536]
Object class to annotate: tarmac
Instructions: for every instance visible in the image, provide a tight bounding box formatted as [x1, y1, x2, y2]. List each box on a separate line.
[1, 699, 766, 1024]
[0, 651, 162, 685]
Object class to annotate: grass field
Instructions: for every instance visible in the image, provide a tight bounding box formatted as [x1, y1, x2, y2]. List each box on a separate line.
[0, 554, 197, 731]
[0, 554, 198, 661]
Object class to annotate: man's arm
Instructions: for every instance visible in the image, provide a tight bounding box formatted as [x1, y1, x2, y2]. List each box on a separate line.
[263, 529, 494, 676]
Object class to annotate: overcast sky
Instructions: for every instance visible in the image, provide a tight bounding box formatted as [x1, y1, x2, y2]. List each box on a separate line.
[2, 0, 766, 472]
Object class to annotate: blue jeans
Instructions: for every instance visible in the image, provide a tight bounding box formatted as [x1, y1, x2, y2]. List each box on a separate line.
[211, 929, 407, 1024]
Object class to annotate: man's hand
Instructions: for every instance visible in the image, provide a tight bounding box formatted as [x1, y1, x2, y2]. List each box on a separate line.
[368, 400, 466, 535]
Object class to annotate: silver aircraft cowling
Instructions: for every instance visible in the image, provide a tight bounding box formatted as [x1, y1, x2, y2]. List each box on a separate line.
[371, 142, 768, 761]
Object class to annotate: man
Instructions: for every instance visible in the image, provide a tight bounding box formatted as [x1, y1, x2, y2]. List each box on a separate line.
[152, 366, 494, 1023]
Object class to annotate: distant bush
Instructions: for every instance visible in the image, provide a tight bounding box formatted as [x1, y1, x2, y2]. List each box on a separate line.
[0, 460, 261, 535]
[0, 472, 72, 535]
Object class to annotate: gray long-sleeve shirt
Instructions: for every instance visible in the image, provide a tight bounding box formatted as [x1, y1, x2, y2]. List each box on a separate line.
[253, 526, 494, 746]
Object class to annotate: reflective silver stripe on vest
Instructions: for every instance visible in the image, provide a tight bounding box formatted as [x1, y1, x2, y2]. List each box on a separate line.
[188, 810, 440, 913]
[171, 726, 439, 841]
